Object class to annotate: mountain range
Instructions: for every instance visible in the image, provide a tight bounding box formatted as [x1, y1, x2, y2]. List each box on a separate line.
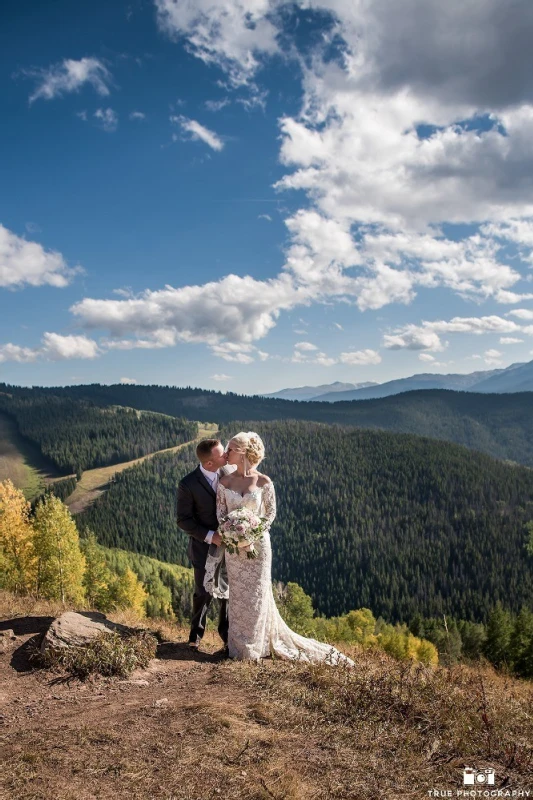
[266, 360, 533, 402]
[2, 381, 533, 467]
[263, 381, 378, 401]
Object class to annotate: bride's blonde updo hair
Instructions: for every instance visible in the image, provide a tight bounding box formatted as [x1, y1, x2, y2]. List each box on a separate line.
[230, 431, 265, 467]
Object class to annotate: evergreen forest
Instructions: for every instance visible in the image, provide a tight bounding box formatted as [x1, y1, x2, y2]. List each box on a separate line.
[79, 420, 533, 624]
[0, 392, 197, 474]
[1, 381, 532, 466]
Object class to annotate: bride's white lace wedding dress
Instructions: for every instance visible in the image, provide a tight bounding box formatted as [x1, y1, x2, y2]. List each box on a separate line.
[205, 481, 354, 666]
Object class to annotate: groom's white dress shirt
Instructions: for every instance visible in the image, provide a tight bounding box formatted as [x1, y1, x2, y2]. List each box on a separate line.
[200, 464, 219, 545]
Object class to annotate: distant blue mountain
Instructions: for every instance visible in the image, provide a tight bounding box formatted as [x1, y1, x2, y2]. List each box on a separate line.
[277, 363, 530, 403]
[470, 361, 533, 393]
[262, 380, 377, 402]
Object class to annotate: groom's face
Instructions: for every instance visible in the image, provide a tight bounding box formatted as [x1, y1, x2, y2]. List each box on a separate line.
[205, 443, 227, 471]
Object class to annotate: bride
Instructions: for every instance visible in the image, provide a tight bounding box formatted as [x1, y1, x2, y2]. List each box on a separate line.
[204, 431, 354, 666]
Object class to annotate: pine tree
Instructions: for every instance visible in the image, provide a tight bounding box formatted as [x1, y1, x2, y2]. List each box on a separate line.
[274, 581, 315, 636]
[80, 530, 114, 612]
[33, 495, 86, 604]
[0, 479, 37, 593]
[440, 617, 462, 666]
[509, 606, 533, 678]
[483, 602, 513, 669]
[526, 521, 533, 557]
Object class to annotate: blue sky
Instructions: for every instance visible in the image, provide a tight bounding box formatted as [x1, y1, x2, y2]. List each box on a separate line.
[2, 0, 533, 394]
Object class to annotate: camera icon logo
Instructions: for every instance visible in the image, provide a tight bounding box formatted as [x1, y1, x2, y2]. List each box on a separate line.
[463, 767, 495, 785]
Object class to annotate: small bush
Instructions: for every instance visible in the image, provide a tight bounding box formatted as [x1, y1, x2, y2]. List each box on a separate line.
[36, 630, 158, 678]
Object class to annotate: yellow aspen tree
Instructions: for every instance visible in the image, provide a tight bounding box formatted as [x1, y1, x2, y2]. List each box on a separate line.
[416, 638, 439, 666]
[111, 568, 147, 618]
[0, 479, 37, 594]
[80, 530, 114, 612]
[33, 495, 86, 604]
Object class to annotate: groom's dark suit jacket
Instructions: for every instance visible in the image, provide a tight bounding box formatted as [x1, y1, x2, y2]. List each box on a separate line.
[177, 465, 228, 567]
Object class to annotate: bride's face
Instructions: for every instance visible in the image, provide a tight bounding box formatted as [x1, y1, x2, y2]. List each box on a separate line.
[226, 439, 244, 468]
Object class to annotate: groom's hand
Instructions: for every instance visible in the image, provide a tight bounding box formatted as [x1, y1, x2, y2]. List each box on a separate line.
[212, 532, 222, 546]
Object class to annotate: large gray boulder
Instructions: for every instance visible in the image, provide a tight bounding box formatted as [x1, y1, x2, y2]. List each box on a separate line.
[40, 611, 133, 653]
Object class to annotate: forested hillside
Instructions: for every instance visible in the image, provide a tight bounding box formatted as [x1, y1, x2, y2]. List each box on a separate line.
[0, 392, 197, 475]
[2, 382, 532, 466]
[79, 420, 533, 624]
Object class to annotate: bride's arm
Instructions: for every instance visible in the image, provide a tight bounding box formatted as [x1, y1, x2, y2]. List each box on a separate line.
[216, 483, 228, 524]
[262, 481, 277, 528]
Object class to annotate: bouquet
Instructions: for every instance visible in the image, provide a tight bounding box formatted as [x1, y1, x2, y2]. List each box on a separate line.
[218, 507, 268, 559]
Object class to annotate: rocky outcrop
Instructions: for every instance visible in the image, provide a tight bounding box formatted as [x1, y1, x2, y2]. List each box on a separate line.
[40, 611, 134, 653]
[0, 628, 18, 653]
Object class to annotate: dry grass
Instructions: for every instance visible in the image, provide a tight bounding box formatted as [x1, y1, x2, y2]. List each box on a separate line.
[0, 412, 61, 499]
[1, 590, 532, 800]
[0, 590, 78, 622]
[35, 630, 159, 678]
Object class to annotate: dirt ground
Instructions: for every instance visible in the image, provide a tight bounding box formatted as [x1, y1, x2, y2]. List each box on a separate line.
[0, 617, 342, 800]
[1, 613, 532, 800]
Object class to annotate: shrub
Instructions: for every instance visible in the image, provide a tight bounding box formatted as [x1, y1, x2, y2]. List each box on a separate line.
[35, 630, 158, 678]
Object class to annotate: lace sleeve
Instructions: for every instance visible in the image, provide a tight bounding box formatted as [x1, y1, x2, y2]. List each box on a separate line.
[216, 483, 228, 524]
[262, 481, 277, 528]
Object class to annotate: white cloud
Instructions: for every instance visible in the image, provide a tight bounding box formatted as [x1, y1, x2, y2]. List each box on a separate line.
[58, 2, 533, 365]
[94, 108, 118, 132]
[236, 87, 268, 112]
[291, 347, 336, 366]
[155, 0, 280, 87]
[383, 314, 527, 352]
[339, 349, 381, 365]
[40, 333, 100, 360]
[212, 373, 232, 380]
[258, 214, 272, 222]
[26, 57, 112, 103]
[0, 344, 38, 363]
[508, 308, 533, 320]
[314, 352, 337, 367]
[0, 225, 81, 289]
[294, 341, 318, 351]
[429, 316, 522, 335]
[71, 273, 304, 348]
[120, 377, 138, 384]
[499, 337, 524, 344]
[211, 342, 255, 363]
[419, 353, 435, 362]
[104, 335, 173, 350]
[484, 348, 503, 366]
[291, 346, 381, 367]
[0, 333, 99, 363]
[205, 98, 230, 112]
[383, 326, 446, 352]
[171, 115, 224, 150]
[129, 111, 146, 121]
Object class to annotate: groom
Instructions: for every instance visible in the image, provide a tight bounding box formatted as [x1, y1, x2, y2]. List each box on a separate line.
[177, 438, 231, 651]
